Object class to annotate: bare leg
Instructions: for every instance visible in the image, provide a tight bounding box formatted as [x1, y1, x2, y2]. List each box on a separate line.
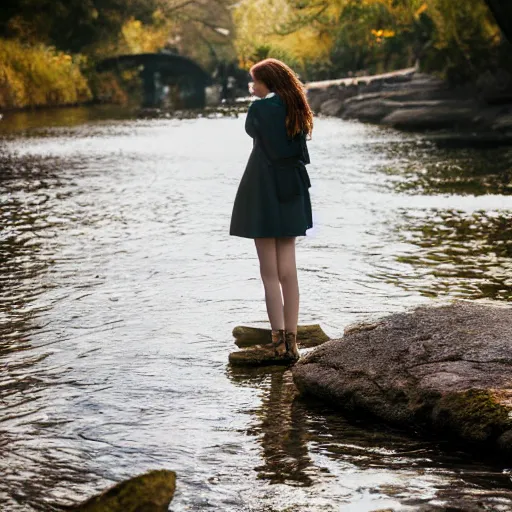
[254, 237, 285, 330]
[276, 237, 299, 334]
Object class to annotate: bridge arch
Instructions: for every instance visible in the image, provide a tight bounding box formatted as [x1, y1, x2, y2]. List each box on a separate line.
[96, 52, 213, 109]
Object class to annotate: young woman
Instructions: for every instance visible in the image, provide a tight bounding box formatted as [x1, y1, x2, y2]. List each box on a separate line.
[229, 58, 314, 363]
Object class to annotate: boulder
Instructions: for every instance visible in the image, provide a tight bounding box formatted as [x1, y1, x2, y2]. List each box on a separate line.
[343, 92, 386, 105]
[292, 301, 512, 456]
[319, 98, 345, 117]
[306, 69, 512, 132]
[308, 85, 359, 113]
[493, 113, 512, 131]
[67, 470, 176, 512]
[360, 77, 384, 93]
[342, 99, 402, 122]
[381, 102, 478, 130]
[341, 98, 454, 123]
[371, 87, 455, 102]
[307, 88, 336, 113]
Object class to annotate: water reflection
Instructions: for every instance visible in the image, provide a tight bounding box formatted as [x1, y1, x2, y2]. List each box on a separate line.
[379, 137, 512, 196]
[227, 364, 512, 510]
[390, 209, 512, 300]
[2, 108, 512, 510]
[0, 147, 94, 511]
[227, 366, 313, 486]
[0, 105, 136, 135]
[0, 148, 62, 343]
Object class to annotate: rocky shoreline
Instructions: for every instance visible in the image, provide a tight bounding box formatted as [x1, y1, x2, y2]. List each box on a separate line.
[292, 300, 512, 459]
[63, 301, 512, 510]
[228, 300, 512, 459]
[305, 67, 512, 134]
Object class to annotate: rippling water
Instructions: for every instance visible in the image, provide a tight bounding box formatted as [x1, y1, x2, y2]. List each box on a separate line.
[1, 106, 512, 511]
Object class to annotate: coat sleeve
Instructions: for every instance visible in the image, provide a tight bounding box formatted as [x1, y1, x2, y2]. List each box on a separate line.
[299, 134, 311, 165]
[244, 102, 260, 138]
[248, 102, 282, 160]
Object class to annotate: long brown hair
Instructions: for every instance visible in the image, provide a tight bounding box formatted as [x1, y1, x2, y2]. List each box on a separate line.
[250, 58, 313, 139]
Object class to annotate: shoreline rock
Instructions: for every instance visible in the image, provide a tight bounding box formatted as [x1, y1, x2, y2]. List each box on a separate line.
[63, 469, 176, 511]
[291, 300, 512, 457]
[306, 68, 512, 135]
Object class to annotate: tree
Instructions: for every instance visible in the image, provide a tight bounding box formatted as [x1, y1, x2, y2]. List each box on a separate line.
[0, 0, 236, 68]
[483, 0, 512, 43]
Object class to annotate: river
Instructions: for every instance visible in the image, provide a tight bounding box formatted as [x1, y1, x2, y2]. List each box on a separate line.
[1, 105, 512, 511]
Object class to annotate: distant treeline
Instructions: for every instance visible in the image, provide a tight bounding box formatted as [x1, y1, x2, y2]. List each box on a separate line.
[0, 0, 510, 110]
[234, 0, 512, 83]
[0, 0, 234, 109]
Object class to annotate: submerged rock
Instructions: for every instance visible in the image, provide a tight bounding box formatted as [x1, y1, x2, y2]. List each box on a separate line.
[292, 301, 512, 456]
[66, 469, 176, 512]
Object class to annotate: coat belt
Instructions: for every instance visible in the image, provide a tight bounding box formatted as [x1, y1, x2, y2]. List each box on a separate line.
[271, 157, 311, 202]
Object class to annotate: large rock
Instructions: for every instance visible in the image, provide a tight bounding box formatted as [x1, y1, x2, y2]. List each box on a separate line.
[345, 86, 456, 104]
[306, 68, 512, 132]
[67, 470, 176, 512]
[307, 88, 336, 113]
[319, 98, 345, 117]
[341, 97, 473, 123]
[341, 98, 402, 122]
[306, 67, 416, 114]
[381, 102, 478, 130]
[292, 301, 512, 456]
[308, 85, 358, 113]
[493, 113, 512, 131]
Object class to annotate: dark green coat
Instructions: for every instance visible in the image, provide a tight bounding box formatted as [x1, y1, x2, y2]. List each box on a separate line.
[229, 93, 313, 239]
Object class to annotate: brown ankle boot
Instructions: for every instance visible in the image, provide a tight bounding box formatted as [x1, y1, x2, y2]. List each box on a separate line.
[271, 329, 287, 357]
[284, 330, 300, 361]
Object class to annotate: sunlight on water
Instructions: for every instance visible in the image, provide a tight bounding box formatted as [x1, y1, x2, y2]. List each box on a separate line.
[1, 106, 512, 511]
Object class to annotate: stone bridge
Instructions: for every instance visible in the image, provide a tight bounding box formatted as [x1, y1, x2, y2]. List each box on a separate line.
[96, 52, 212, 109]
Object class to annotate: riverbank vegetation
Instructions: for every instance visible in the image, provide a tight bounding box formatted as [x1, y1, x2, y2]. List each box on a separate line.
[0, 0, 234, 109]
[234, 0, 510, 83]
[0, 39, 91, 109]
[0, 0, 509, 109]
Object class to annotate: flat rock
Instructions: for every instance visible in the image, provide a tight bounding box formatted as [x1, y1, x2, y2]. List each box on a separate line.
[344, 87, 456, 104]
[381, 102, 478, 130]
[341, 99, 458, 123]
[232, 324, 330, 349]
[292, 301, 512, 456]
[228, 347, 298, 367]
